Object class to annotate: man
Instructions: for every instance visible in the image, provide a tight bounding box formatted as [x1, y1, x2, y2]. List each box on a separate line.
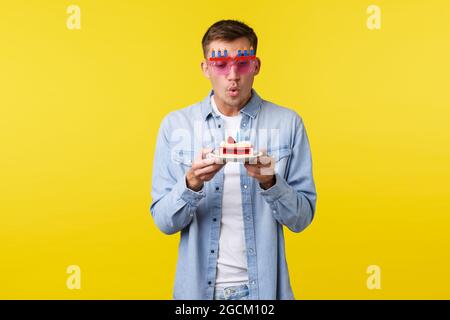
[150, 20, 317, 300]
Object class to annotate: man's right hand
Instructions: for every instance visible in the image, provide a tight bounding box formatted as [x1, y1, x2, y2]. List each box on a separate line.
[186, 148, 225, 192]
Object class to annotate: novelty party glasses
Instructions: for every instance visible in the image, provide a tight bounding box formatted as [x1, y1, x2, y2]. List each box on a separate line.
[208, 48, 257, 76]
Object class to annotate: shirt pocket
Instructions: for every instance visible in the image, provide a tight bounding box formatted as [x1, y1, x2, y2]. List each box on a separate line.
[266, 145, 291, 177]
[171, 149, 194, 168]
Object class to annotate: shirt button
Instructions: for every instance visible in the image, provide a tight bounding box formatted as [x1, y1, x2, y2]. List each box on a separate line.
[272, 210, 277, 214]
[215, 187, 220, 191]
[243, 185, 248, 189]
[213, 218, 217, 222]
[218, 124, 221, 128]
[245, 216, 251, 221]
[248, 248, 254, 254]
[211, 250, 215, 254]
[250, 280, 256, 285]
[190, 213, 194, 217]
[208, 281, 212, 285]
[242, 123, 247, 127]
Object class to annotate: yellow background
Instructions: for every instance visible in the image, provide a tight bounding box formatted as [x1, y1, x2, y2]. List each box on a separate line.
[1, 0, 449, 299]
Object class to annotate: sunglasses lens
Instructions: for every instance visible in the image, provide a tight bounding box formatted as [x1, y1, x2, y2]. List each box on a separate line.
[212, 61, 230, 75]
[210, 59, 255, 75]
[236, 60, 251, 74]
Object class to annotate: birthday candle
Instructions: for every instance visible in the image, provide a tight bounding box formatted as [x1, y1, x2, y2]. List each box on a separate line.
[244, 49, 248, 56]
[224, 49, 228, 57]
[250, 47, 255, 56]
[211, 49, 215, 58]
[218, 49, 222, 57]
[238, 49, 242, 57]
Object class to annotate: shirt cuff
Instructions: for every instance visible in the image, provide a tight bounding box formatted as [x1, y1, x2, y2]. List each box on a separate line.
[178, 175, 206, 207]
[258, 173, 289, 203]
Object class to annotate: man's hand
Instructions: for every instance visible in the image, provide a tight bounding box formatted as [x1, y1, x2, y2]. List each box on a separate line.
[186, 148, 225, 192]
[244, 151, 276, 190]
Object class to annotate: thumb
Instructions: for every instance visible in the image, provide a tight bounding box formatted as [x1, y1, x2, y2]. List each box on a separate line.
[198, 147, 213, 160]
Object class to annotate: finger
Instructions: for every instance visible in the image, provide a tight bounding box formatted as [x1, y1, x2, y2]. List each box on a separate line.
[195, 147, 214, 161]
[248, 157, 272, 167]
[199, 172, 215, 181]
[192, 157, 217, 170]
[260, 166, 275, 176]
[244, 163, 258, 169]
[245, 168, 259, 178]
[201, 148, 214, 160]
[197, 164, 224, 181]
[244, 164, 261, 175]
[245, 164, 274, 178]
[258, 155, 273, 166]
[245, 161, 269, 169]
[200, 166, 222, 178]
[195, 163, 223, 176]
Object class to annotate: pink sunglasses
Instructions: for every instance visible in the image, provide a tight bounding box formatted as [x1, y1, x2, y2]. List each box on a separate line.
[207, 49, 257, 75]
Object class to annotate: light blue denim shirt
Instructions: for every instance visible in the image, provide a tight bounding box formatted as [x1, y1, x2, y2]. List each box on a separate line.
[150, 89, 317, 300]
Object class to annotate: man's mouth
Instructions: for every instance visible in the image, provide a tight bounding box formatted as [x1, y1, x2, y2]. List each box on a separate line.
[227, 87, 240, 97]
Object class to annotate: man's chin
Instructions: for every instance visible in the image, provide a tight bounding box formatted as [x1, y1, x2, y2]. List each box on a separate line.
[225, 91, 248, 104]
[224, 97, 243, 108]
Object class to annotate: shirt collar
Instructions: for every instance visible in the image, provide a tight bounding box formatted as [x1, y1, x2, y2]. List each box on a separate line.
[201, 88, 262, 121]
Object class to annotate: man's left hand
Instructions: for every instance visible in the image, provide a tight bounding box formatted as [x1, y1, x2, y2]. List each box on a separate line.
[244, 152, 276, 190]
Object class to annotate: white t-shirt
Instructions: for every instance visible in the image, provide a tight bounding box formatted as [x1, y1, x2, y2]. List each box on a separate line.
[211, 96, 249, 288]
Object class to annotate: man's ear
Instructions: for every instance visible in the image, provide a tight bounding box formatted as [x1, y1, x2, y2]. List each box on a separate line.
[201, 60, 210, 79]
[254, 57, 262, 76]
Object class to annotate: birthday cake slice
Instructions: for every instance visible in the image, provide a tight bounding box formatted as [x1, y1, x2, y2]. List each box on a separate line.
[219, 136, 254, 156]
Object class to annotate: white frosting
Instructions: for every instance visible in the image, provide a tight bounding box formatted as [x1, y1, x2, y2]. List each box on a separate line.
[220, 141, 252, 147]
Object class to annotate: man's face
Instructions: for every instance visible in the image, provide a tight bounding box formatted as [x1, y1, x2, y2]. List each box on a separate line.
[201, 37, 261, 109]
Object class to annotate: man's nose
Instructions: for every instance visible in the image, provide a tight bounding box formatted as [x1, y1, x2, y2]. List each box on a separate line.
[227, 64, 240, 80]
